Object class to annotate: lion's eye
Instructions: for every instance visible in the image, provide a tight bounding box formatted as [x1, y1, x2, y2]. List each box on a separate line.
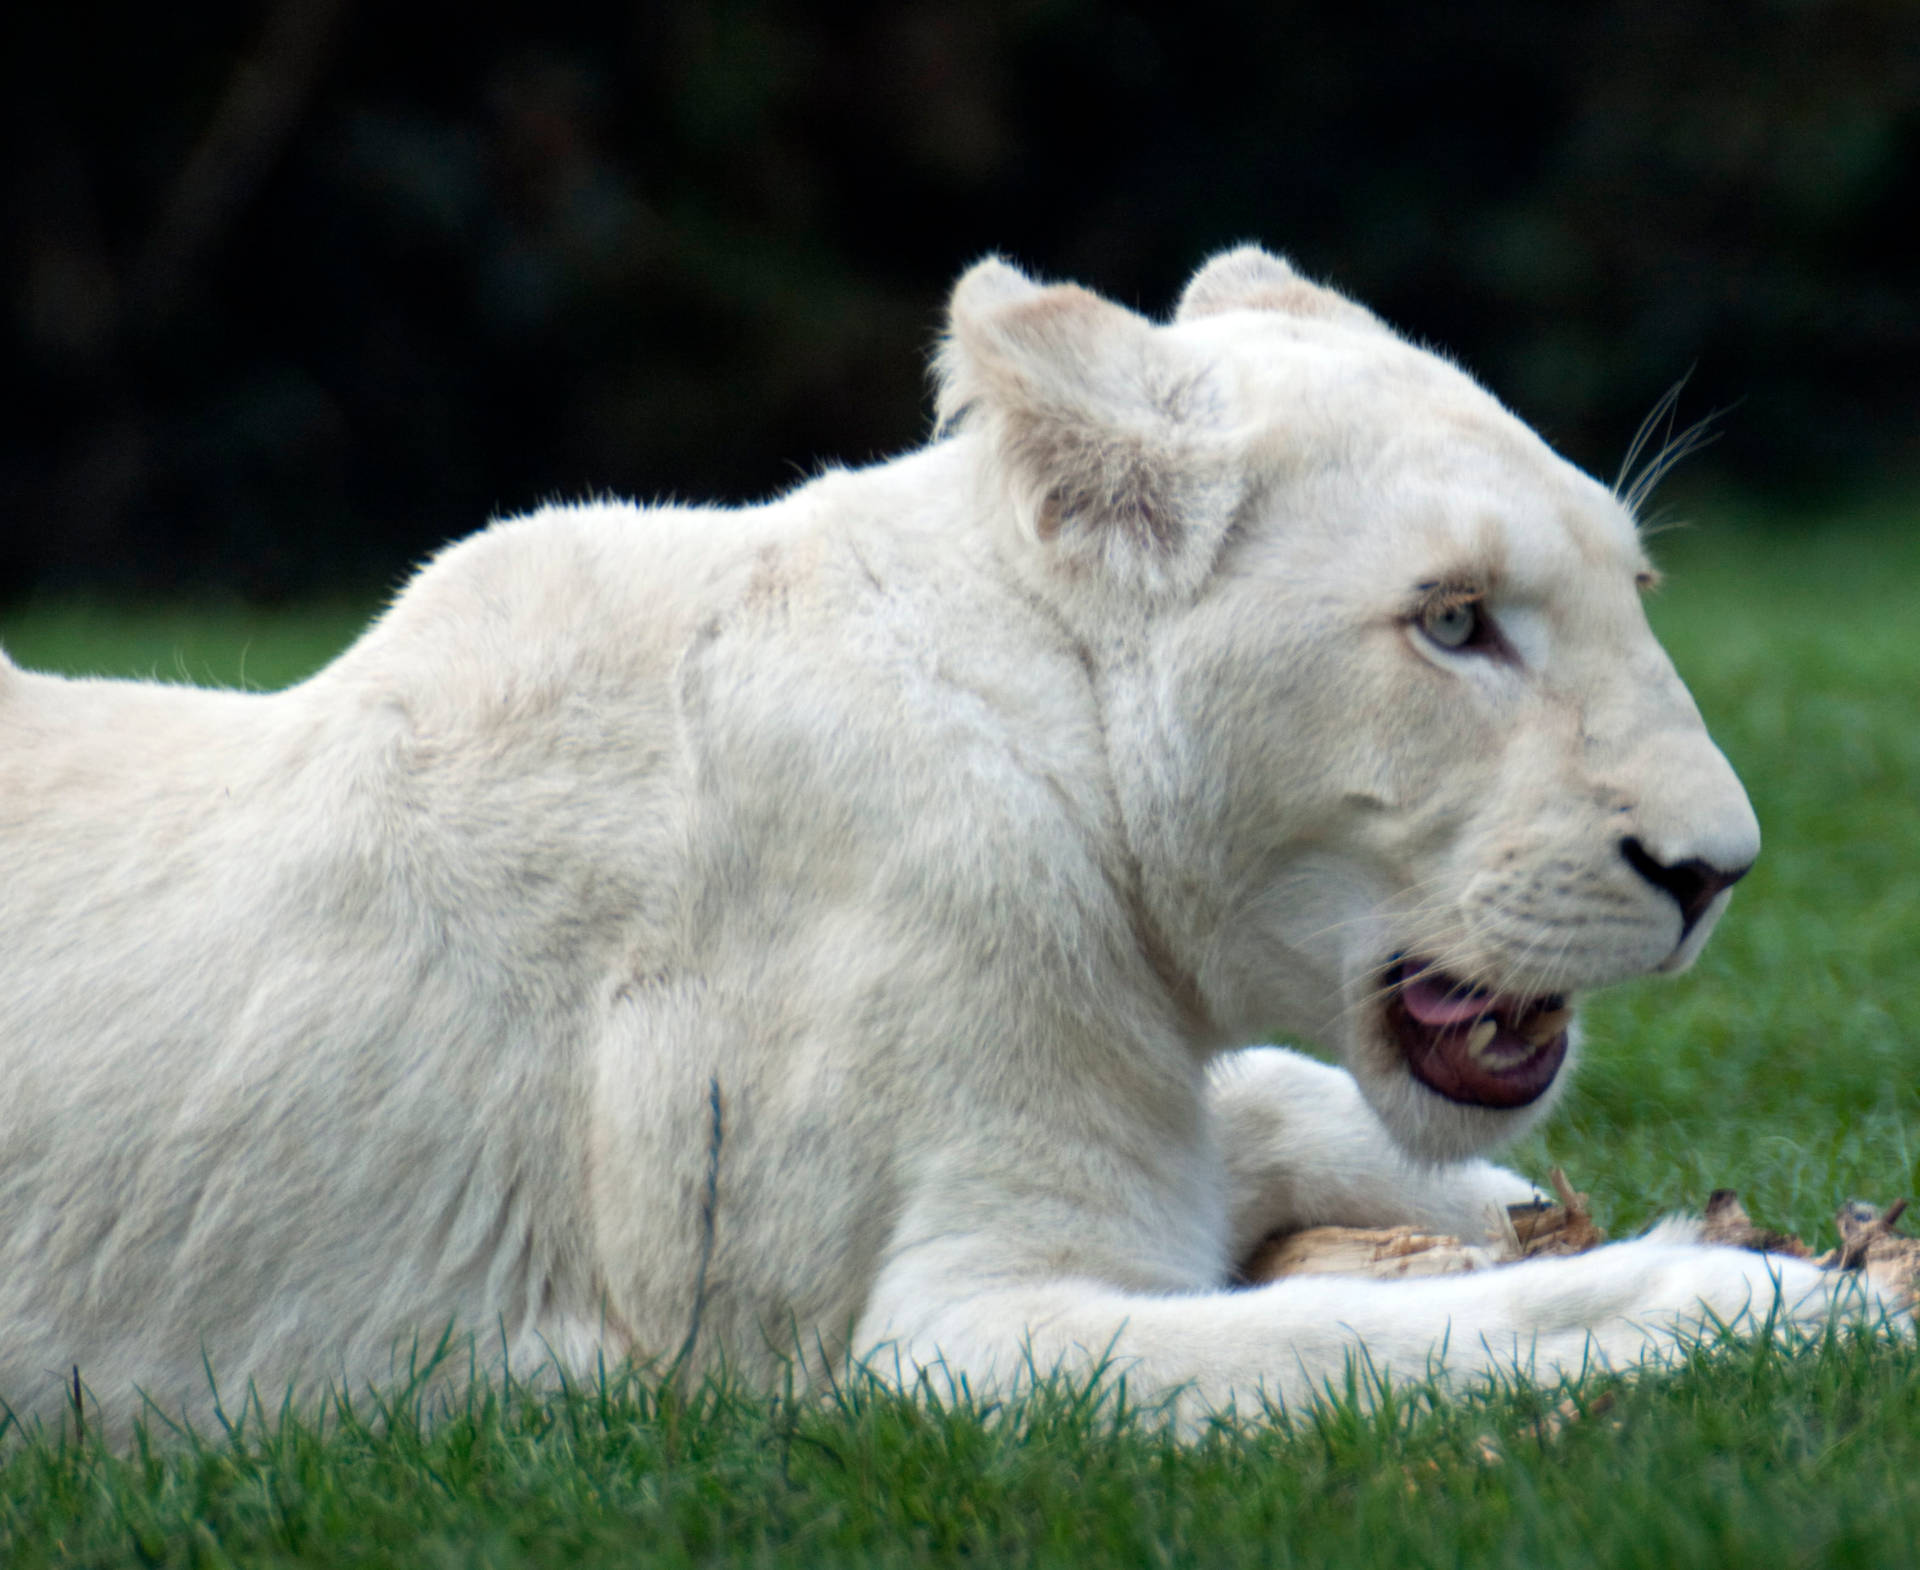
[1420, 599, 1482, 650]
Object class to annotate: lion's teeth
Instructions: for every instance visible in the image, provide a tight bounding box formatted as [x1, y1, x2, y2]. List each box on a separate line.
[1464, 1018, 1498, 1059]
[1525, 1007, 1572, 1046]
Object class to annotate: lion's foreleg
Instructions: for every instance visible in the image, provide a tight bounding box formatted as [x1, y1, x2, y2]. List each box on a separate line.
[856, 1235, 1895, 1425]
[1206, 1046, 1539, 1263]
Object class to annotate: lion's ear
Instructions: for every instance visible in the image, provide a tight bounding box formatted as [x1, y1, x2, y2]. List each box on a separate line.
[936, 256, 1242, 598]
[1176, 244, 1386, 333]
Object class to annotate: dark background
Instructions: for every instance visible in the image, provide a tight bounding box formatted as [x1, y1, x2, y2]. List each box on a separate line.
[5, 0, 1916, 603]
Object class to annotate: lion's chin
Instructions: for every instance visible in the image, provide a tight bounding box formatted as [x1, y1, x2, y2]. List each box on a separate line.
[1383, 957, 1571, 1110]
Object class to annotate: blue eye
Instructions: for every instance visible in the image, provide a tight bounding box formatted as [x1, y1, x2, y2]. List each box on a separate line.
[1421, 599, 1481, 649]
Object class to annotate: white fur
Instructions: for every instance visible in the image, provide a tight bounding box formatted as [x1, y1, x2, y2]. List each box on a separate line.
[0, 247, 1895, 1430]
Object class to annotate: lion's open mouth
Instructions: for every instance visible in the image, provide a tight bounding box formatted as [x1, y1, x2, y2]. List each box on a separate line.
[1385, 957, 1570, 1109]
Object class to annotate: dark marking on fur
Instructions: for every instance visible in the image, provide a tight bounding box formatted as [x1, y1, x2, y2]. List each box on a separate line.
[674, 1076, 724, 1373]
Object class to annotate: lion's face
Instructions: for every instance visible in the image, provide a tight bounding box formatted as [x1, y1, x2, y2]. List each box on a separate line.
[943, 246, 1758, 1161]
[1175, 322, 1755, 1157]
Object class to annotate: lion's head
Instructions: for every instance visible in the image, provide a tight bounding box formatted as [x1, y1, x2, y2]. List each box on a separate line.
[941, 245, 1758, 1161]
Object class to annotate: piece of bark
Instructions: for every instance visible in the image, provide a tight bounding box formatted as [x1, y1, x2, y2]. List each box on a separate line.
[1507, 1167, 1608, 1257]
[1819, 1198, 1918, 1307]
[1699, 1188, 1813, 1257]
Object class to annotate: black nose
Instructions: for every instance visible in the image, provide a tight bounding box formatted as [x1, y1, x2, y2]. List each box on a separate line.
[1620, 837, 1752, 938]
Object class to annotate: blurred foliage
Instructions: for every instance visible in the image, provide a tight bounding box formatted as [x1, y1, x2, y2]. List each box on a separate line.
[4, 0, 1916, 599]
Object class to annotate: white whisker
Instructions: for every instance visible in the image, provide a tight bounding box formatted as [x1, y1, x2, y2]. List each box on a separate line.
[1614, 374, 1734, 520]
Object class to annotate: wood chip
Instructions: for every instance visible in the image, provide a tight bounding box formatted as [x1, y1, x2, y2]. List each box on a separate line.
[1699, 1189, 1812, 1257]
[1508, 1167, 1608, 1257]
[1819, 1198, 1919, 1308]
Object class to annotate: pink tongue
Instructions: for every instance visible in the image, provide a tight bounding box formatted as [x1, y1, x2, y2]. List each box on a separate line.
[1400, 971, 1495, 1027]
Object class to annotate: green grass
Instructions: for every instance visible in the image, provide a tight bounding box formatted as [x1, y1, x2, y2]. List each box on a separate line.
[3, 500, 1918, 1566]
[0, 600, 377, 692]
[4, 1337, 1920, 1569]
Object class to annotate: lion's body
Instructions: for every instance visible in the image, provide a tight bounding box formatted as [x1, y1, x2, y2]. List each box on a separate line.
[0, 249, 1890, 1428]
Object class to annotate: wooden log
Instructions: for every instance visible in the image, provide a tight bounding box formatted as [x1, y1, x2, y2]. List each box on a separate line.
[1239, 1167, 1605, 1284]
[1241, 1225, 1501, 1282]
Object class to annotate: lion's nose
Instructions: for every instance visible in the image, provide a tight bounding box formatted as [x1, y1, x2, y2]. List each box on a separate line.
[1620, 836, 1752, 938]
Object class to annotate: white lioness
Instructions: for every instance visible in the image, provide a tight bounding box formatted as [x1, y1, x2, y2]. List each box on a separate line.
[0, 247, 1893, 1430]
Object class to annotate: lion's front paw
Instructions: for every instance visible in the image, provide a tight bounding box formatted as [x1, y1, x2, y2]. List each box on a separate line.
[1451, 1228, 1909, 1387]
[1593, 1230, 1910, 1352]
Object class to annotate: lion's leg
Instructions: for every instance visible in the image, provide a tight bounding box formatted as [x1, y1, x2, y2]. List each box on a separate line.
[1206, 1046, 1540, 1264]
[855, 1233, 1884, 1424]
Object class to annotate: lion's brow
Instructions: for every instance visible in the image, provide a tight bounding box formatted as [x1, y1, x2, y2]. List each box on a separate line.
[1409, 565, 1495, 599]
